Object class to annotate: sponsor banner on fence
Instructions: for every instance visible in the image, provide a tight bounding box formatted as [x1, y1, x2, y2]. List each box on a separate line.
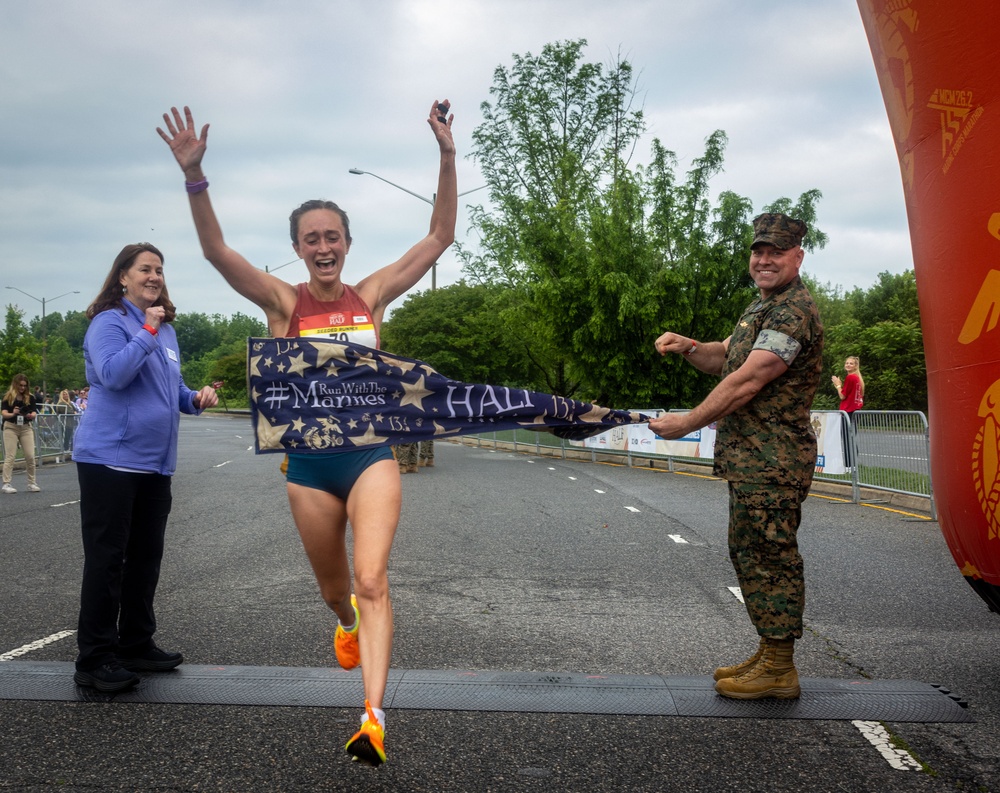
[573, 410, 845, 473]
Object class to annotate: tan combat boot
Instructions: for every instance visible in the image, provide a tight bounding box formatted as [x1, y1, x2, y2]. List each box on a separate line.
[714, 638, 800, 699]
[713, 637, 766, 681]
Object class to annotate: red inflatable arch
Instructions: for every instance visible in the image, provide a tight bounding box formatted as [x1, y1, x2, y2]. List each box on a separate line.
[859, 1, 1000, 611]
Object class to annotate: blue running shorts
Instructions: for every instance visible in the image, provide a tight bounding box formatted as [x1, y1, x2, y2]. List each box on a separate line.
[285, 447, 395, 501]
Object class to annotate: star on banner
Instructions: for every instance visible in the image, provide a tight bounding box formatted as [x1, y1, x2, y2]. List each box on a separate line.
[310, 341, 351, 369]
[355, 351, 379, 372]
[257, 417, 291, 451]
[401, 375, 433, 410]
[349, 423, 390, 447]
[286, 353, 310, 377]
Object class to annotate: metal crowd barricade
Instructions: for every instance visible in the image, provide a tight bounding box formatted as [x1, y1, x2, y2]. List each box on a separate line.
[22, 402, 936, 515]
[460, 409, 935, 518]
[32, 407, 81, 462]
[845, 409, 934, 515]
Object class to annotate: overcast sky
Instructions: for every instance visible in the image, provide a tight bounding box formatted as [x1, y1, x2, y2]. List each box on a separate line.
[0, 0, 909, 329]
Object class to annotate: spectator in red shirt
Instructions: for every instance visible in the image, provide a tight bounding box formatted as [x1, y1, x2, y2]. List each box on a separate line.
[832, 356, 865, 470]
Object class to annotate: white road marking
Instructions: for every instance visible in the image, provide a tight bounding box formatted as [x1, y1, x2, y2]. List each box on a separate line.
[1, 630, 76, 661]
[852, 721, 922, 770]
[568, 476, 577, 481]
[548, 467, 556, 470]
[595, 489, 605, 494]
[625, 506, 640, 513]
[51, 500, 80, 507]
[668, 534, 689, 544]
[246, 446, 253, 452]
[214, 460, 232, 468]
[727, 586, 744, 603]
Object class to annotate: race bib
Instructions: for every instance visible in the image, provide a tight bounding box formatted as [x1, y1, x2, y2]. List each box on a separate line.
[297, 310, 377, 347]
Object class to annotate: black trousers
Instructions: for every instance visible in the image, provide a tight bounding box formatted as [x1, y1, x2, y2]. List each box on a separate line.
[76, 462, 173, 670]
[841, 412, 857, 469]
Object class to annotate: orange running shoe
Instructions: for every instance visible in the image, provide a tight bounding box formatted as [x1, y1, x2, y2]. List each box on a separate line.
[334, 595, 360, 670]
[345, 700, 386, 766]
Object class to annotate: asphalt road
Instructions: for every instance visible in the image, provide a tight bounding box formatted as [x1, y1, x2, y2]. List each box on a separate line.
[0, 413, 997, 792]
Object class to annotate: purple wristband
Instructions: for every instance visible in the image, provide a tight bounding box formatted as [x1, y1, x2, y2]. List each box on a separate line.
[185, 179, 209, 194]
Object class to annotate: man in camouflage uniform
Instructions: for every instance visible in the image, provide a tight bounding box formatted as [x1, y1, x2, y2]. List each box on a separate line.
[419, 439, 435, 468]
[394, 442, 419, 474]
[649, 213, 823, 699]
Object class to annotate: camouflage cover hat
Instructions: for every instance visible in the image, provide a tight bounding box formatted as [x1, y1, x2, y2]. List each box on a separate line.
[751, 213, 807, 250]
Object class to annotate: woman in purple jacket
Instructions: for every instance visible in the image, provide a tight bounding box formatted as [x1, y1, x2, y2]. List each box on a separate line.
[73, 242, 218, 692]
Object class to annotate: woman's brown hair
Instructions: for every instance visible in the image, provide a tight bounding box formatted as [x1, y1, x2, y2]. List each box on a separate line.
[2, 374, 30, 406]
[86, 242, 176, 321]
[846, 356, 865, 398]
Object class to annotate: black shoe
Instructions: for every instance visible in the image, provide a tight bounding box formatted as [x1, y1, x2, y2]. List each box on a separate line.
[119, 646, 183, 672]
[74, 662, 140, 693]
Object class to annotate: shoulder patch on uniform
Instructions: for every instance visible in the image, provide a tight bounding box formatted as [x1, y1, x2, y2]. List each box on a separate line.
[753, 329, 801, 365]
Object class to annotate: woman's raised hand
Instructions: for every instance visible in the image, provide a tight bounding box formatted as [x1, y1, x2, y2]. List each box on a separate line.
[427, 99, 456, 155]
[156, 106, 210, 178]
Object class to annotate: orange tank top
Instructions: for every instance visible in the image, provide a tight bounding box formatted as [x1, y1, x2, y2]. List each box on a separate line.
[287, 283, 379, 348]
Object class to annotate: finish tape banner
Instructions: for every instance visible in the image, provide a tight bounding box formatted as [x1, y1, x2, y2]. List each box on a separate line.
[859, 1, 1000, 610]
[247, 337, 649, 453]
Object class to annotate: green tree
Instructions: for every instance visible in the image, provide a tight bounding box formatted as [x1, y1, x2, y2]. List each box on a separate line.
[25, 310, 91, 395]
[53, 310, 90, 352]
[30, 310, 65, 343]
[820, 316, 926, 412]
[0, 305, 42, 387]
[173, 312, 222, 361]
[802, 275, 851, 330]
[207, 349, 253, 408]
[175, 311, 265, 403]
[846, 270, 920, 327]
[382, 281, 542, 387]
[44, 336, 86, 392]
[461, 39, 647, 400]
[811, 270, 927, 412]
[218, 311, 268, 345]
[460, 40, 827, 409]
[859, 320, 926, 411]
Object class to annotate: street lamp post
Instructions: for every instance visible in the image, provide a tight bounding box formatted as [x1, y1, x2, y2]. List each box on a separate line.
[349, 168, 485, 290]
[265, 259, 301, 274]
[5, 286, 80, 401]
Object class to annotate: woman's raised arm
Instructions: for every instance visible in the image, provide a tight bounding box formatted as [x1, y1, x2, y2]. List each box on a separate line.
[157, 106, 295, 329]
[356, 99, 458, 319]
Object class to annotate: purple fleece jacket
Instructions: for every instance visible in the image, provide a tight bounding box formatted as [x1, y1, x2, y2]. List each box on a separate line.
[73, 298, 199, 476]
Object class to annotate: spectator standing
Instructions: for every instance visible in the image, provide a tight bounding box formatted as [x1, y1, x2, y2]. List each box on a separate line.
[649, 213, 823, 700]
[831, 356, 865, 472]
[72, 242, 217, 693]
[53, 389, 80, 463]
[395, 442, 419, 474]
[74, 387, 89, 413]
[419, 439, 435, 468]
[1, 374, 41, 493]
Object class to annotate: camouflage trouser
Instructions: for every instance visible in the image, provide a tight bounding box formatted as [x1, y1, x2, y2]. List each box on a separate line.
[727, 481, 808, 640]
[394, 443, 418, 467]
[419, 439, 434, 463]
